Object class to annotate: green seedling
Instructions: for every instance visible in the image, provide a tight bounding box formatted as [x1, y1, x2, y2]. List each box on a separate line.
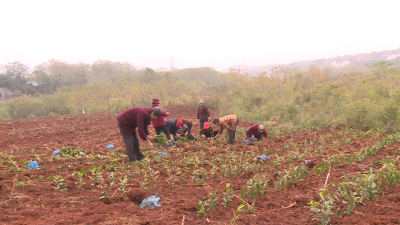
[223, 183, 234, 207]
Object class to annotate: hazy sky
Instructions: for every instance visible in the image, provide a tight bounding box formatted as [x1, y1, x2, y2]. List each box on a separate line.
[0, 0, 399, 70]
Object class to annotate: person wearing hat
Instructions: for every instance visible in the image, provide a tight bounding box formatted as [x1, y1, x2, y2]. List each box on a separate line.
[177, 123, 197, 140]
[151, 98, 173, 143]
[199, 122, 219, 139]
[165, 118, 194, 140]
[197, 100, 211, 129]
[213, 115, 239, 144]
[117, 107, 163, 161]
[246, 124, 267, 141]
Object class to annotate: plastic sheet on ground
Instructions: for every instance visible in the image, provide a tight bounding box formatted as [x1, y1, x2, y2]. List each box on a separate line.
[53, 150, 61, 156]
[159, 152, 167, 157]
[140, 193, 161, 208]
[255, 154, 271, 161]
[28, 161, 39, 169]
[106, 144, 114, 149]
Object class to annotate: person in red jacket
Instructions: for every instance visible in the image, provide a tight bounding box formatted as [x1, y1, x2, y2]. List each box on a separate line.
[151, 98, 173, 143]
[246, 124, 267, 141]
[117, 107, 163, 162]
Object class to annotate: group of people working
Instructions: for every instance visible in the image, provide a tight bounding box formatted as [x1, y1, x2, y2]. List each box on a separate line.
[117, 98, 268, 161]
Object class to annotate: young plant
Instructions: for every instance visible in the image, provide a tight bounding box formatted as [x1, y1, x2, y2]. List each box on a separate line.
[119, 175, 128, 195]
[167, 174, 179, 188]
[229, 203, 246, 224]
[223, 183, 234, 207]
[307, 190, 339, 225]
[332, 181, 360, 215]
[74, 168, 87, 189]
[207, 190, 219, 210]
[90, 166, 103, 187]
[198, 198, 207, 217]
[53, 175, 68, 193]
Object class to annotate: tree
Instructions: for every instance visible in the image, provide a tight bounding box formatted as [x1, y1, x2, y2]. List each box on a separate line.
[33, 59, 90, 94]
[91, 60, 123, 84]
[5, 61, 29, 79]
[0, 61, 35, 95]
[368, 61, 392, 77]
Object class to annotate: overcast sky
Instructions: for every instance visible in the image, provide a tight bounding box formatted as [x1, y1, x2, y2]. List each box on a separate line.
[0, 0, 399, 70]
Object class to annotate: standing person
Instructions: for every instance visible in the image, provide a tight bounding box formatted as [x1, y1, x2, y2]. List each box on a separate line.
[197, 100, 211, 129]
[246, 124, 267, 141]
[199, 122, 219, 139]
[117, 107, 163, 162]
[151, 98, 173, 143]
[213, 115, 239, 144]
[165, 118, 195, 140]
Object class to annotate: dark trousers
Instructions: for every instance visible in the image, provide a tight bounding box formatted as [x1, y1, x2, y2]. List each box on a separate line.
[155, 125, 171, 140]
[204, 130, 219, 138]
[119, 128, 144, 162]
[228, 117, 239, 144]
[246, 130, 263, 140]
[187, 122, 193, 133]
[199, 120, 205, 129]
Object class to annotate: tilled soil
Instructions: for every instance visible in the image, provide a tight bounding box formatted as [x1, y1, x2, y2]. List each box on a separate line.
[0, 105, 400, 224]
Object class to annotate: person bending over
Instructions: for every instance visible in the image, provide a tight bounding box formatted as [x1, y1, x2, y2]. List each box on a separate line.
[213, 115, 239, 145]
[246, 124, 267, 141]
[118, 107, 162, 161]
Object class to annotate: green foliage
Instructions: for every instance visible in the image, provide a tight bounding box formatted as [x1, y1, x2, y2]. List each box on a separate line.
[153, 134, 168, 146]
[3, 60, 400, 135]
[60, 146, 85, 157]
[222, 183, 234, 207]
[308, 190, 340, 225]
[53, 175, 68, 193]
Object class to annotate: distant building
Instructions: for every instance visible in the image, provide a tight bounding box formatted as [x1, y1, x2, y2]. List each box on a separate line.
[387, 53, 400, 60]
[327, 60, 351, 68]
[356, 56, 370, 62]
[0, 87, 12, 100]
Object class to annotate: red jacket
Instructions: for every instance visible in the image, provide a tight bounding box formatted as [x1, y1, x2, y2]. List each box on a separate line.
[117, 107, 151, 140]
[248, 124, 267, 138]
[151, 104, 168, 127]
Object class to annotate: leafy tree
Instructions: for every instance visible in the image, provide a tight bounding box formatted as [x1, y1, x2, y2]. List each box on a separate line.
[0, 61, 35, 95]
[368, 61, 392, 77]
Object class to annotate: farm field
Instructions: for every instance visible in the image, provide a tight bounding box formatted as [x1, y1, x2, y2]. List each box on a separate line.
[1, 105, 400, 224]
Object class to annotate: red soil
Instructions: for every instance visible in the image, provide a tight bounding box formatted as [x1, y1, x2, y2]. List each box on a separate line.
[0, 105, 399, 224]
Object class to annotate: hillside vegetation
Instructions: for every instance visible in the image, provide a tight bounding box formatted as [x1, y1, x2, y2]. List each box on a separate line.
[1, 59, 400, 133]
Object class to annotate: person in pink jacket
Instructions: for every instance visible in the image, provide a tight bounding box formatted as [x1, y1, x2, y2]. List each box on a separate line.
[151, 98, 173, 142]
[246, 124, 268, 141]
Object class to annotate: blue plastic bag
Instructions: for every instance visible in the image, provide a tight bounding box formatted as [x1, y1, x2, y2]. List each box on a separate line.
[79, 152, 85, 157]
[140, 193, 161, 208]
[106, 144, 114, 149]
[250, 137, 256, 141]
[159, 152, 167, 157]
[242, 140, 249, 144]
[255, 154, 271, 161]
[53, 150, 61, 156]
[28, 161, 39, 169]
